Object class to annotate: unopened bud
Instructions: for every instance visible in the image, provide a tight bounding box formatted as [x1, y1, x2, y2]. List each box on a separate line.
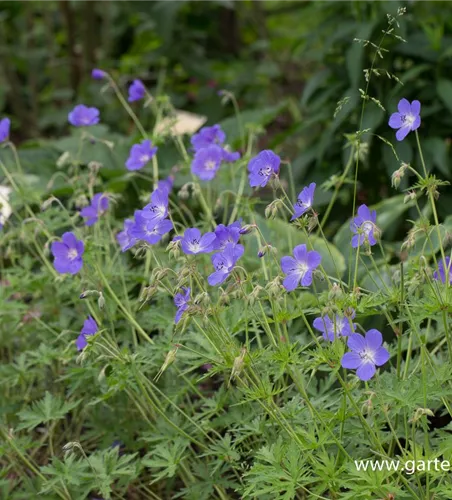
[98, 292, 105, 310]
[247, 285, 263, 306]
[404, 191, 416, 204]
[307, 213, 319, 232]
[409, 407, 434, 424]
[79, 290, 98, 299]
[154, 345, 180, 382]
[239, 224, 255, 235]
[228, 346, 247, 387]
[328, 283, 343, 301]
[194, 292, 209, 306]
[265, 199, 282, 219]
[57, 151, 71, 168]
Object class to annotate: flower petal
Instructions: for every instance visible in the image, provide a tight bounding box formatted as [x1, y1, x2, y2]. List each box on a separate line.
[341, 352, 362, 370]
[396, 125, 411, 142]
[347, 333, 366, 353]
[388, 112, 403, 129]
[356, 362, 376, 381]
[374, 346, 390, 366]
[365, 329, 383, 351]
[283, 273, 300, 291]
[397, 98, 411, 115]
[293, 244, 307, 262]
[281, 256, 297, 274]
[411, 100, 421, 116]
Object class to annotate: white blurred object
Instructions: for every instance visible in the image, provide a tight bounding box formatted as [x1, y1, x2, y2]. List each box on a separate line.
[0, 185, 12, 227]
[155, 110, 207, 137]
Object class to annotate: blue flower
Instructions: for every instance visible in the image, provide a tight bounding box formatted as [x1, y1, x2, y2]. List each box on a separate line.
[433, 256, 452, 284]
[341, 329, 389, 381]
[179, 227, 216, 255]
[91, 68, 106, 80]
[208, 243, 244, 286]
[174, 287, 190, 324]
[76, 316, 98, 350]
[191, 125, 226, 151]
[280, 244, 321, 291]
[68, 105, 100, 127]
[313, 309, 355, 342]
[0, 118, 11, 142]
[79, 193, 109, 227]
[116, 219, 137, 252]
[130, 211, 173, 244]
[248, 150, 280, 188]
[213, 220, 242, 250]
[126, 139, 158, 171]
[389, 98, 421, 141]
[292, 183, 316, 220]
[128, 79, 146, 102]
[143, 187, 169, 222]
[350, 204, 377, 248]
[51, 232, 84, 275]
[191, 144, 223, 181]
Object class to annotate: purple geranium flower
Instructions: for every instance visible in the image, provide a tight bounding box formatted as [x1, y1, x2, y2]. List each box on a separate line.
[92, 68, 106, 80]
[174, 287, 190, 324]
[313, 310, 355, 342]
[116, 219, 137, 252]
[292, 183, 316, 220]
[208, 243, 244, 286]
[350, 204, 378, 248]
[143, 187, 169, 222]
[213, 220, 242, 250]
[433, 256, 452, 284]
[126, 139, 158, 171]
[179, 227, 216, 255]
[76, 315, 98, 350]
[341, 329, 390, 381]
[191, 144, 223, 181]
[51, 232, 84, 275]
[130, 211, 173, 244]
[79, 193, 109, 226]
[68, 105, 100, 127]
[191, 125, 226, 151]
[0, 118, 11, 142]
[389, 98, 421, 141]
[280, 244, 322, 291]
[248, 150, 280, 188]
[128, 79, 146, 102]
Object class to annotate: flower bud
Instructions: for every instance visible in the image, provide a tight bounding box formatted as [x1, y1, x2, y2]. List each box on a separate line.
[265, 199, 282, 219]
[328, 283, 343, 301]
[228, 346, 247, 387]
[98, 292, 105, 310]
[239, 224, 255, 235]
[57, 151, 71, 168]
[154, 345, 180, 381]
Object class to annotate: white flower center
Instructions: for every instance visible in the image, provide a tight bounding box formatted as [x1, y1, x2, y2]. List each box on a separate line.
[205, 160, 216, 170]
[297, 261, 308, 278]
[359, 348, 376, 364]
[68, 249, 78, 260]
[140, 154, 150, 164]
[260, 165, 272, 176]
[362, 221, 373, 235]
[402, 113, 415, 127]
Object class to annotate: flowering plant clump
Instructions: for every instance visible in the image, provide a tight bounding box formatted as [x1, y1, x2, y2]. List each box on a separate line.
[3, 10, 452, 499]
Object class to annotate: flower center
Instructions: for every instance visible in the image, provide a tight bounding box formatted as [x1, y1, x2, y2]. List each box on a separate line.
[68, 248, 78, 260]
[297, 261, 308, 278]
[359, 348, 376, 364]
[296, 200, 310, 209]
[362, 221, 373, 235]
[259, 165, 272, 177]
[215, 259, 226, 271]
[401, 113, 415, 127]
[140, 154, 150, 164]
[189, 239, 200, 252]
[205, 160, 216, 170]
